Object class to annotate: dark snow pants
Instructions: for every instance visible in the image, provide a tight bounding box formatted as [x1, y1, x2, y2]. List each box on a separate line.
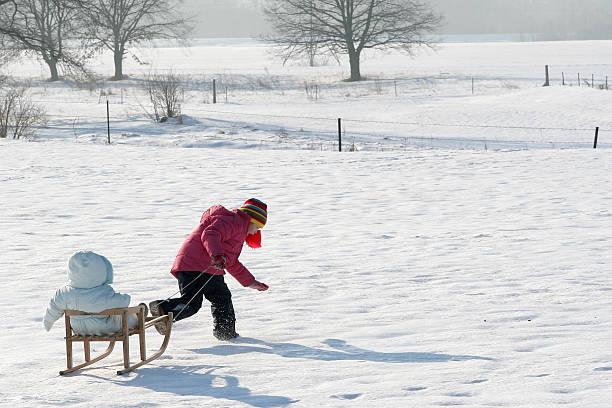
[161, 271, 236, 336]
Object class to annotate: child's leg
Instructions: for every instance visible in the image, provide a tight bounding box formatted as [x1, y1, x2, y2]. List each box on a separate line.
[158, 271, 206, 322]
[127, 303, 148, 329]
[203, 275, 236, 339]
[127, 313, 138, 329]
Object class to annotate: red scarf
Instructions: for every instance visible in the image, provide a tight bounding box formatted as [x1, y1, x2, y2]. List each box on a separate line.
[245, 230, 262, 248]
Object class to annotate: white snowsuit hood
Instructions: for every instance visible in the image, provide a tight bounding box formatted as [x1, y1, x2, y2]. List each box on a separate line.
[43, 251, 134, 336]
[67, 251, 113, 289]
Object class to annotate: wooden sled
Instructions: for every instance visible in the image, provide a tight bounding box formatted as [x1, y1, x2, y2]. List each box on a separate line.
[60, 305, 173, 376]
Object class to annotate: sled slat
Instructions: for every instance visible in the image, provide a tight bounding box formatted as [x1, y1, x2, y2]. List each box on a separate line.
[59, 306, 172, 376]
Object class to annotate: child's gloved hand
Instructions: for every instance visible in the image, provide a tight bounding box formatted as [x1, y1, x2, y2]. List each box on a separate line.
[249, 280, 269, 291]
[211, 254, 227, 269]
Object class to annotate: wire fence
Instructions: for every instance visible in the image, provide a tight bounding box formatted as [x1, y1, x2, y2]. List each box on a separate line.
[8, 66, 612, 151]
[28, 101, 609, 152]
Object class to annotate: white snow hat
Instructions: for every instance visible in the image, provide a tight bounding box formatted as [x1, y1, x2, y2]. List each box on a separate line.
[67, 251, 114, 289]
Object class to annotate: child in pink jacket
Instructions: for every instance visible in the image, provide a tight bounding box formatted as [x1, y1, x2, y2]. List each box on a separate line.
[150, 198, 269, 340]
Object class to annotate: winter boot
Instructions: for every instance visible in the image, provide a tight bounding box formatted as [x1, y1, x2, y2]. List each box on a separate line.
[212, 302, 238, 340]
[149, 300, 168, 335]
[213, 318, 239, 341]
[138, 302, 149, 316]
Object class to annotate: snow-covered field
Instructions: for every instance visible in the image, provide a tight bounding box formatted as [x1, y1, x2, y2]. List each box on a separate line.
[2, 40, 612, 407]
[3, 39, 612, 150]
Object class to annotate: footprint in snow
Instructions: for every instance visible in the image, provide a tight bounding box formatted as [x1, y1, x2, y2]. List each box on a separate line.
[446, 392, 472, 397]
[465, 379, 488, 384]
[595, 367, 612, 371]
[404, 387, 427, 391]
[331, 394, 361, 400]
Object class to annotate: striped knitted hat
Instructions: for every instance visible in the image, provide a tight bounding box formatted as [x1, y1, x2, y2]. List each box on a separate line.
[239, 198, 267, 228]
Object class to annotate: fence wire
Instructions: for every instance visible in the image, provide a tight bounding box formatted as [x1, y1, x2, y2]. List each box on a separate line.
[27, 104, 607, 151]
[7, 72, 612, 150]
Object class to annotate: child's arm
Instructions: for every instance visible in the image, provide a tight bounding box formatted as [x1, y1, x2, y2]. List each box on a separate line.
[43, 289, 66, 331]
[225, 260, 256, 287]
[105, 291, 132, 309]
[88, 285, 131, 310]
[226, 261, 268, 291]
[201, 217, 232, 259]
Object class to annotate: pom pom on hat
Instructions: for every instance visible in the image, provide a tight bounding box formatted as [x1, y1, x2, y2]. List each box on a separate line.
[239, 198, 267, 228]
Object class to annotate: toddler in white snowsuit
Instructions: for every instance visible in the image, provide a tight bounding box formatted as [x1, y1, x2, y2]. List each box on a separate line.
[43, 251, 142, 336]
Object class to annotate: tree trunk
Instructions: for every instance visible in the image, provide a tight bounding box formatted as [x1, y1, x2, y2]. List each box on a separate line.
[42, 54, 60, 81]
[113, 49, 124, 80]
[348, 50, 361, 81]
[48, 60, 59, 81]
[308, 47, 315, 67]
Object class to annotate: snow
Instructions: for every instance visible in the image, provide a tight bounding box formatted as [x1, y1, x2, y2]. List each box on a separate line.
[2, 39, 612, 407]
[4, 39, 612, 150]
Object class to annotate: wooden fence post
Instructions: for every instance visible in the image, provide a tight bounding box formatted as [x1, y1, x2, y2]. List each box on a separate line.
[212, 79, 217, 104]
[544, 65, 550, 86]
[338, 118, 342, 152]
[562, 72, 565, 85]
[594, 127, 599, 149]
[578, 73, 581, 86]
[106, 100, 111, 144]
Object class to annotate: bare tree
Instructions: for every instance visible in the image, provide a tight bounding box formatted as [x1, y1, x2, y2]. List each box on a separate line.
[0, 0, 88, 81]
[143, 71, 183, 122]
[0, 1, 16, 67]
[264, 0, 442, 81]
[0, 42, 19, 68]
[76, 0, 192, 81]
[0, 87, 47, 139]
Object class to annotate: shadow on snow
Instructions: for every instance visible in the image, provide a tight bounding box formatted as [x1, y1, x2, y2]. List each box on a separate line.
[189, 337, 494, 363]
[96, 364, 297, 407]
[86, 337, 491, 407]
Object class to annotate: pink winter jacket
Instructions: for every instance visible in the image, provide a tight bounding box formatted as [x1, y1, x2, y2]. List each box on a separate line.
[170, 205, 255, 287]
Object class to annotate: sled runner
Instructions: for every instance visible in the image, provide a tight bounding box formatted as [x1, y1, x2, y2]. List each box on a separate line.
[59, 305, 173, 375]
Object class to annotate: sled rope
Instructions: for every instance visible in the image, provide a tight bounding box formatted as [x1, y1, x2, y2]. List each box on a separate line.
[162, 265, 213, 301]
[163, 265, 218, 322]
